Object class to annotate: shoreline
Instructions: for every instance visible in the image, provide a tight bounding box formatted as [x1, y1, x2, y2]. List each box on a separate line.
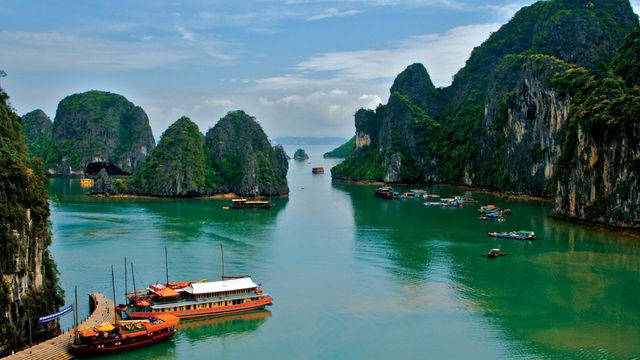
[331, 179, 552, 203]
[88, 192, 289, 200]
[332, 179, 640, 237]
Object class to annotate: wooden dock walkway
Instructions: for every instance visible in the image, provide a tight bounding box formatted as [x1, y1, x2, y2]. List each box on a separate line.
[2, 292, 115, 360]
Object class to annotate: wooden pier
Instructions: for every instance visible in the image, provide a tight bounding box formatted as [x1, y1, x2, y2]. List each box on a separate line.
[2, 292, 115, 360]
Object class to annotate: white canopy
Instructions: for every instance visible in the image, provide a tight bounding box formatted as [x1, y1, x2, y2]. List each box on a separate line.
[183, 277, 258, 295]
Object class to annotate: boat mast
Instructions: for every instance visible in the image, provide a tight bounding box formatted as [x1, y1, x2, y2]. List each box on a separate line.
[124, 256, 128, 299]
[165, 247, 169, 285]
[220, 243, 225, 280]
[131, 262, 137, 295]
[111, 264, 117, 322]
[74, 285, 78, 340]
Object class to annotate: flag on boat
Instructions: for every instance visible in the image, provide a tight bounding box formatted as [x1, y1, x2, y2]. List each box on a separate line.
[38, 305, 73, 324]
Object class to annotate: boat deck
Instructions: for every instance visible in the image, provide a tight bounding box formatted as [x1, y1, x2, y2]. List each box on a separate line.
[1, 292, 115, 360]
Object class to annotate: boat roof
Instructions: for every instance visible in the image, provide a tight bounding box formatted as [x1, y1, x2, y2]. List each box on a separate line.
[232, 198, 248, 202]
[183, 277, 258, 295]
[155, 287, 180, 297]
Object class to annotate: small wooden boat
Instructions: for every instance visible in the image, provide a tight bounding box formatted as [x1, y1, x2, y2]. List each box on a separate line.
[230, 198, 273, 209]
[482, 248, 507, 258]
[488, 230, 536, 240]
[70, 314, 179, 357]
[312, 167, 324, 174]
[375, 186, 394, 199]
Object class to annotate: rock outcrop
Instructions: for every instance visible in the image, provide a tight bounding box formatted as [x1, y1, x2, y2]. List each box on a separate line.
[332, 0, 639, 229]
[46, 90, 155, 176]
[0, 89, 64, 356]
[130, 116, 207, 197]
[293, 148, 309, 161]
[205, 110, 289, 196]
[21, 109, 52, 160]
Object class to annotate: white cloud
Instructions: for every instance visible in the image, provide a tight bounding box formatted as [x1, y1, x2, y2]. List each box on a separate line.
[296, 23, 501, 87]
[306, 8, 362, 21]
[0, 31, 191, 71]
[176, 25, 195, 40]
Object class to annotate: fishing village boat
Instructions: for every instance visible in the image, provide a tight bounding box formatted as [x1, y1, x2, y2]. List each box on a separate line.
[488, 230, 536, 240]
[375, 186, 394, 199]
[79, 178, 94, 187]
[482, 248, 507, 258]
[230, 198, 274, 209]
[312, 167, 324, 174]
[70, 314, 179, 357]
[124, 277, 273, 319]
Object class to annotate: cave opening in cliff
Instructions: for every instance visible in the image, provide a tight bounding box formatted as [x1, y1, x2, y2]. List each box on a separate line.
[84, 162, 130, 176]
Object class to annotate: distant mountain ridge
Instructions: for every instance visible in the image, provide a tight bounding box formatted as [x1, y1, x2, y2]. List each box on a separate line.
[274, 136, 348, 145]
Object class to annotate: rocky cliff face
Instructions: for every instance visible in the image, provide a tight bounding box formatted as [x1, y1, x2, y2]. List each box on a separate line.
[21, 109, 52, 160]
[552, 28, 640, 230]
[46, 90, 155, 176]
[333, 0, 639, 229]
[130, 116, 207, 197]
[205, 110, 289, 196]
[0, 90, 64, 356]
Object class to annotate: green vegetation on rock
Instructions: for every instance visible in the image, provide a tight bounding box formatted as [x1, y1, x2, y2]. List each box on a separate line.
[130, 116, 207, 197]
[21, 109, 52, 160]
[0, 89, 64, 356]
[46, 90, 155, 175]
[332, 0, 639, 229]
[205, 111, 289, 196]
[324, 137, 355, 158]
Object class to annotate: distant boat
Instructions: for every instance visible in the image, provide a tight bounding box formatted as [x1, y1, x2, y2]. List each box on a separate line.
[482, 248, 507, 258]
[375, 186, 394, 199]
[80, 178, 94, 187]
[230, 198, 274, 209]
[488, 230, 536, 240]
[70, 314, 179, 357]
[312, 167, 324, 174]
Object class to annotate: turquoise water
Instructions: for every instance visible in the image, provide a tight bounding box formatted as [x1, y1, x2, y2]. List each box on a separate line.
[48, 145, 640, 359]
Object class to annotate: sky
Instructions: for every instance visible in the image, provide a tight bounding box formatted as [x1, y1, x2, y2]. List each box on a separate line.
[1, 0, 639, 141]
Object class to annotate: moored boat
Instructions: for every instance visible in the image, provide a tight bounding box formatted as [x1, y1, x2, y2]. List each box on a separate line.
[230, 198, 274, 209]
[374, 186, 394, 199]
[70, 314, 179, 357]
[80, 178, 94, 187]
[482, 248, 507, 258]
[125, 276, 273, 320]
[488, 230, 536, 240]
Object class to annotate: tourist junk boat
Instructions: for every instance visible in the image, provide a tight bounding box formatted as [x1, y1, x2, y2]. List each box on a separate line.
[124, 276, 273, 319]
[312, 167, 324, 174]
[230, 198, 274, 209]
[70, 314, 179, 357]
[488, 230, 536, 240]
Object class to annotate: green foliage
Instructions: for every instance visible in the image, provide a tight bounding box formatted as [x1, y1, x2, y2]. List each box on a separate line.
[21, 110, 52, 160]
[46, 90, 154, 173]
[204, 110, 288, 195]
[131, 116, 206, 196]
[0, 90, 63, 355]
[324, 137, 355, 158]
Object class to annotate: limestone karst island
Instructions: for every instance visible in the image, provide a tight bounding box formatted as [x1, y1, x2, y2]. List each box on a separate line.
[1, 0, 640, 359]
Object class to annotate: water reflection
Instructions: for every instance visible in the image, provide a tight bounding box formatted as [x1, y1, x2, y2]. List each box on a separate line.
[177, 310, 272, 343]
[341, 182, 640, 358]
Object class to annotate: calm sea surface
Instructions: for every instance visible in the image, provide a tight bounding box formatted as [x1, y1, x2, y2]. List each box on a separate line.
[48, 145, 640, 359]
